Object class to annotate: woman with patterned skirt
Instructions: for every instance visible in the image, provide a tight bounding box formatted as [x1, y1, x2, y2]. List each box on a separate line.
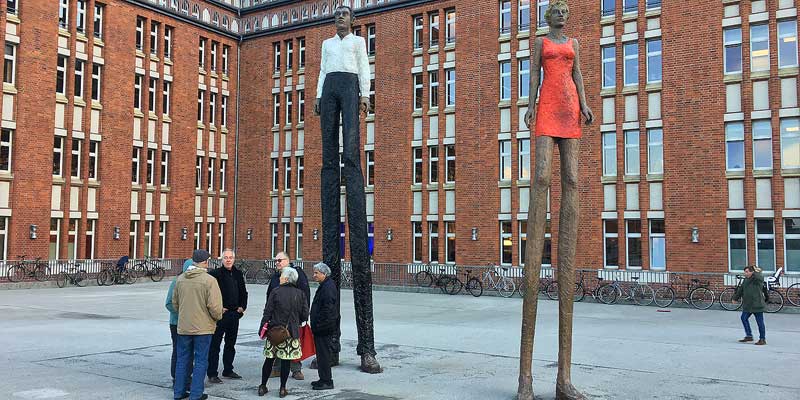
[259, 267, 309, 397]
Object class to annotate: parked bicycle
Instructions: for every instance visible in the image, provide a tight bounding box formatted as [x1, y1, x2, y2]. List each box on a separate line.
[6, 255, 51, 282]
[653, 275, 715, 310]
[56, 262, 88, 288]
[596, 276, 655, 306]
[130, 256, 166, 282]
[720, 269, 784, 313]
[96, 261, 134, 286]
[479, 264, 516, 298]
[516, 271, 553, 298]
[448, 269, 483, 297]
[414, 265, 461, 295]
[546, 270, 591, 302]
[788, 281, 800, 307]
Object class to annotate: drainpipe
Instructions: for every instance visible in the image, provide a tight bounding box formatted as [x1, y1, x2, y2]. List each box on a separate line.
[232, 38, 242, 251]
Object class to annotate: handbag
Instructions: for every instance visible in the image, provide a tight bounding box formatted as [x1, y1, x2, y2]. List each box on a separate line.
[297, 324, 316, 361]
[266, 325, 291, 346]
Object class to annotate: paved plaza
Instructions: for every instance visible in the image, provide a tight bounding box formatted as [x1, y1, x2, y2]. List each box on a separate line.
[1, 282, 799, 400]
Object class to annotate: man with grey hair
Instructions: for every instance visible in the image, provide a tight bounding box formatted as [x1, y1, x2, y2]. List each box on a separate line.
[310, 262, 339, 390]
[207, 248, 248, 383]
[267, 252, 309, 380]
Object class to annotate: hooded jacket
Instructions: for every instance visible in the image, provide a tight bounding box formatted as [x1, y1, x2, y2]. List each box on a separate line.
[165, 259, 193, 325]
[733, 271, 766, 313]
[172, 265, 224, 335]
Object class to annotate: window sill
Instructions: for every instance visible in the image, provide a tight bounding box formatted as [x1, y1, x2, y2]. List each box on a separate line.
[600, 16, 615, 25]
[779, 67, 799, 77]
[74, 98, 87, 107]
[644, 8, 662, 17]
[444, 43, 456, 51]
[443, 182, 456, 190]
[600, 88, 616, 96]
[368, 56, 376, 63]
[725, 171, 745, 179]
[150, 54, 160, 63]
[517, 98, 530, 106]
[93, 37, 105, 47]
[162, 115, 172, 123]
[295, 122, 304, 129]
[412, 49, 424, 56]
[199, 67, 207, 75]
[295, 189, 304, 196]
[498, 180, 512, 188]
[0, 173, 13, 181]
[53, 176, 66, 185]
[443, 106, 456, 114]
[59, 28, 71, 38]
[498, 100, 512, 108]
[621, 85, 639, 94]
[91, 101, 103, 110]
[6, 14, 20, 24]
[645, 83, 662, 92]
[622, 12, 638, 22]
[132, 183, 143, 190]
[210, 71, 219, 78]
[197, 122, 206, 129]
[410, 184, 423, 191]
[272, 126, 280, 132]
[149, 112, 158, 120]
[219, 191, 228, 197]
[623, 175, 640, 183]
[55, 94, 69, 104]
[751, 70, 770, 79]
[428, 46, 440, 53]
[426, 183, 439, 191]
[646, 173, 664, 182]
[535, 27, 550, 36]
[517, 179, 531, 187]
[146, 185, 157, 192]
[135, 50, 145, 58]
[365, 115, 375, 122]
[753, 169, 773, 177]
[412, 110, 423, 117]
[601, 175, 617, 184]
[272, 71, 281, 79]
[296, 68, 304, 76]
[164, 58, 173, 65]
[2, 84, 17, 95]
[516, 31, 531, 40]
[88, 179, 101, 187]
[196, 188, 205, 195]
[497, 35, 512, 43]
[427, 108, 440, 116]
[723, 73, 743, 83]
[133, 109, 144, 118]
[782, 168, 800, 177]
[160, 186, 171, 193]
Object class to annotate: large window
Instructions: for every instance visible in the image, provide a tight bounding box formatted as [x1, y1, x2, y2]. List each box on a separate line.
[753, 120, 772, 170]
[273, 94, 280, 126]
[365, 151, 374, 187]
[135, 17, 144, 50]
[751, 24, 770, 72]
[647, 128, 663, 174]
[163, 81, 171, 115]
[500, 221, 512, 265]
[159, 222, 167, 258]
[413, 15, 423, 49]
[195, 156, 203, 189]
[296, 91, 303, 123]
[194, 222, 201, 250]
[59, 0, 69, 29]
[782, 118, 800, 169]
[785, 219, 800, 273]
[143, 221, 153, 257]
[778, 20, 798, 69]
[756, 219, 775, 271]
[56, 55, 67, 95]
[0, 128, 11, 173]
[601, 45, 615, 88]
[53, 137, 64, 176]
[623, 0, 637, 13]
[445, 145, 456, 183]
[429, 12, 439, 47]
[724, 27, 742, 74]
[160, 150, 169, 186]
[85, 220, 96, 259]
[283, 223, 291, 254]
[500, 61, 511, 100]
[74, 60, 84, 98]
[429, 146, 439, 183]
[297, 156, 304, 189]
[646, 39, 662, 83]
[164, 26, 172, 58]
[445, 221, 456, 264]
[88, 140, 99, 180]
[284, 158, 292, 190]
[68, 219, 79, 259]
[272, 42, 280, 72]
[499, 140, 511, 180]
[146, 149, 155, 185]
[728, 219, 747, 271]
[129, 221, 139, 259]
[7, 0, 17, 16]
[519, 0, 531, 31]
[650, 219, 666, 270]
[429, 71, 439, 108]
[445, 69, 455, 106]
[76, 0, 87, 33]
[298, 39, 305, 69]
[296, 223, 303, 260]
[199, 38, 206, 68]
[413, 73, 423, 110]
[623, 41, 638, 86]
[272, 158, 279, 191]
[429, 222, 439, 262]
[284, 40, 292, 70]
[207, 157, 215, 190]
[519, 221, 528, 266]
[413, 222, 423, 262]
[197, 90, 205, 123]
[500, 0, 511, 34]
[603, 132, 617, 176]
[413, 147, 423, 184]
[131, 147, 141, 184]
[219, 159, 227, 192]
[537, 0, 548, 28]
[519, 139, 530, 179]
[367, 25, 376, 55]
[602, 0, 615, 16]
[624, 131, 639, 176]
[604, 219, 619, 268]
[94, 4, 105, 39]
[134, 74, 143, 110]
[49, 218, 61, 259]
[70, 139, 81, 178]
[206, 223, 213, 254]
[148, 78, 157, 113]
[4, 43, 16, 85]
[445, 9, 456, 44]
[519, 58, 530, 98]
[91, 64, 102, 102]
[726, 122, 745, 171]
[150, 22, 159, 55]
[209, 92, 216, 125]
[626, 220, 642, 268]
[284, 92, 292, 125]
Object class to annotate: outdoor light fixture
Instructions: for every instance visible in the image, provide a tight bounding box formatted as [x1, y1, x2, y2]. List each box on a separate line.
[113, 226, 120, 240]
[181, 227, 188, 240]
[471, 227, 479, 241]
[29, 224, 37, 240]
[313, 228, 319, 241]
[247, 228, 253, 241]
[691, 226, 700, 243]
[386, 228, 393, 241]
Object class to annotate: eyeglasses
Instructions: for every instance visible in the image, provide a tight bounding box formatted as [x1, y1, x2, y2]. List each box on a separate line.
[275, 258, 287, 262]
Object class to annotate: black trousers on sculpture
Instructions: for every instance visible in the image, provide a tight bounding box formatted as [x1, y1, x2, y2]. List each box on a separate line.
[320, 72, 376, 357]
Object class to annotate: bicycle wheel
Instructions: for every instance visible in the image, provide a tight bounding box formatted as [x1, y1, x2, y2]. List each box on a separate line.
[765, 289, 784, 313]
[132, 264, 146, 279]
[516, 280, 526, 297]
[445, 277, 463, 295]
[123, 270, 135, 284]
[654, 286, 675, 308]
[34, 264, 51, 281]
[6, 265, 23, 282]
[597, 284, 618, 305]
[498, 277, 516, 298]
[56, 272, 67, 288]
[415, 271, 433, 287]
[97, 270, 110, 286]
[545, 281, 559, 300]
[689, 287, 715, 310]
[255, 269, 270, 285]
[150, 267, 165, 282]
[718, 287, 741, 311]
[466, 277, 483, 297]
[574, 283, 585, 302]
[632, 285, 655, 306]
[787, 283, 800, 307]
[74, 270, 88, 287]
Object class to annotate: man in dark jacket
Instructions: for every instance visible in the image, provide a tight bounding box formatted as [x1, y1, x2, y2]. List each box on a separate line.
[267, 252, 309, 380]
[206, 249, 248, 383]
[310, 262, 339, 390]
[733, 265, 767, 345]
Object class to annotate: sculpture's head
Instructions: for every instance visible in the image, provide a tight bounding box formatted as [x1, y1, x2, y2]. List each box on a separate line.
[544, 0, 569, 29]
[334, 5, 355, 31]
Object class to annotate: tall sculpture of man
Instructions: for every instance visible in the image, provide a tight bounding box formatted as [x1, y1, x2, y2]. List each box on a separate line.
[313, 5, 381, 374]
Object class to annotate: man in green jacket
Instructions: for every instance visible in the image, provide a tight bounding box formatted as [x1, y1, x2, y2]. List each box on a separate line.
[732, 265, 767, 345]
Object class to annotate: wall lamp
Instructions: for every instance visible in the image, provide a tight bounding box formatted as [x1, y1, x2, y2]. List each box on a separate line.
[386, 228, 393, 241]
[113, 226, 120, 240]
[471, 227, 479, 241]
[29, 224, 37, 240]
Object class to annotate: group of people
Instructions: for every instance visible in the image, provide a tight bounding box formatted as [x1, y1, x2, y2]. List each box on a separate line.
[165, 249, 340, 400]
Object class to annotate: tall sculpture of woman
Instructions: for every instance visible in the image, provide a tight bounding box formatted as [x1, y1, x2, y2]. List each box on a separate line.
[517, 2, 593, 400]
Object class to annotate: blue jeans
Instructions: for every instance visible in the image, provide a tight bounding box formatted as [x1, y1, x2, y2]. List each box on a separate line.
[740, 312, 765, 340]
[174, 334, 212, 400]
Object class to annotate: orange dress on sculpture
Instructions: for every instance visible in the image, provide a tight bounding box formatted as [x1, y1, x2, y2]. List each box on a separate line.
[535, 38, 581, 139]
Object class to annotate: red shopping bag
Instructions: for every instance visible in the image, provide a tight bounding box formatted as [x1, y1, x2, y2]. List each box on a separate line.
[297, 324, 316, 361]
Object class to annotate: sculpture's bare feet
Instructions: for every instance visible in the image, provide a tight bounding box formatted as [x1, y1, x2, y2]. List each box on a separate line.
[516, 375, 534, 400]
[555, 382, 588, 400]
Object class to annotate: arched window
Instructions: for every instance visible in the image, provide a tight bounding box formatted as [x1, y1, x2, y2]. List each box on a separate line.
[281, 11, 288, 25]
[244, 21, 251, 33]
[222, 16, 229, 29]
[170, 0, 178, 11]
[291, 9, 298, 22]
[311, 4, 318, 17]
[192, 5, 200, 18]
[212, 12, 219, 26]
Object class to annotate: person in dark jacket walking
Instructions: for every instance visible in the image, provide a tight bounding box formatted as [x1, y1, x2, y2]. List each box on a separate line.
[259, 267, 309, 398]
[310, 262, 339, 391]
[165, 259, 193, 383]
[267, 252, 309, 380]
[733, 265, 767, 345]
[206, 249, 248, 383]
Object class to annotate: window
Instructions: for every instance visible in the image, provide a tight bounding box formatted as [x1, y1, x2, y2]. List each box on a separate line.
[3, 43, 15, 85]
[70, 139, 81, 178]
[83, 219, 96, 259]
[413, 147, 423, 184]
[413, 15, 423, 49]
[753, 120, 772, 170]
[367, 25, 376, 55]
[500, 221, 512, 265]
[413, 73, 423, 110]
[67, 219, 79, 259]
[500, 140, 511, 180]
[429, 71, 439, 108]
[195, 156, 202, 188]
[282, 224, 290, 254]
[74, 60, 84, 98]
[198, 38, 206, 68]
[150, 22, 158, 55]
[86, 140, 99, 180]
[519, 139, 530, 179]
[647, 128, 663, 174]
[623, 0, 637, 13]
[603, 132, 617, 176]
[283, 158, 292, 190]
[214, 158, 224, 192]
[0, 129, 11, 173]
[209, 92, 216, 125]
[159, 221, 167, 258]
[285, 40, 293, 70]
[753, 24, 772, 73]
[207, 157, 215, 190]
[59, 0, 69, 29]
[519, 58, 530, 98]
[219, 95, 228, 127]
[623, 41, 638, 86]
[194, 222, 201, 250]
[91, 64, 101, 102]
[269, 223, 278, 257]
[413, 222, 423, 262]
[429, 12, 439, 47]
[543, 219, 553, 265]
[76, 0, 87, 33]
[143, 221, 153, 257]
[500, 0, 511, 34]
[368, 222, 375, 258]
[297, 91, 304, 123]
[285, 92, 293, 125]
[146, 149, 155, 185]
[429, 146, 439, 183]
[519, 221, 528, 265]
[148, 78, 157, 113]
[445, 145, 456, 183]
[160, 150, 169, 186]
[207, 41, 217, 72]
[519, 0, 530, 31]
[131, 147, 140, 184]
[273, 94, 280, 126]
[273, 42, 281, 72]
[726, 122, 745, 171]
[197, 90, 204, 122]
[272, 158, 279, 191]
[604, 219, 619, 268]
[134, 74, 143, 110]
[445, 10, 456, 44]
[206, 223, 213, 254]
[785, 219, 800, 272]
[756, 219, 776, 271]
[500, 61, 511, 100]
[649, 219, 665, 270]
[724, 27, 742, 74]
[728, 219, 747, 270]
[646, 39, 662, 83]
[624, 131, 639, 176]
[135, 17, 144, 50]
[53, 137, 64, 176]
[7, 0, 17, 15]
[601, 45, 616, 88]
[423, 222, 438, 262]
[129, 221, 138, 259]
[297, 156, 304, 189]
[626, 220, 642, 268]
[56, 55, 67, 95]
[162, 81, 171, 115]
[445, 69, 456, 106]
[296, 223, 303, 260]
[365, 151, 374, 186]
[602, 0, 615, 16]
[49, 219, 61, 259]
[298, 39, 306, 69]
[782, 118, 800, 168]
[779, 20, 798, 69]
[537, 0, 549, 28]
[164, 26, 172, 58]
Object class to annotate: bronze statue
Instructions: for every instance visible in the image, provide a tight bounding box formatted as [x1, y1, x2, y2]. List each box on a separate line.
[517, 1, 593, 399]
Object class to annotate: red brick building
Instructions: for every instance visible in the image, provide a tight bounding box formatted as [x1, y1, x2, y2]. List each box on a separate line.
[4, 0, 800, 275]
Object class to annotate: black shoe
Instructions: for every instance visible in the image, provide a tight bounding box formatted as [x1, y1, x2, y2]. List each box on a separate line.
[258, 384, 269, 396]
[208, 376, 223, 384]
[174, 394, 189, 400]
[313, 381, 334, 390]
[199, 395, 209, 400]
[222, 371, 242, 379]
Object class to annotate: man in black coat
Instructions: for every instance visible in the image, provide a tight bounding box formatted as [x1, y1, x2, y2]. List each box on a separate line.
[206, 249, 248, 383]
[266, 252, 310, 380]
[310, 262, 339, 390]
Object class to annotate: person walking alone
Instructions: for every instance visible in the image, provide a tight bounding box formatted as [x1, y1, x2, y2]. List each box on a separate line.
[733, 265, 767, 345]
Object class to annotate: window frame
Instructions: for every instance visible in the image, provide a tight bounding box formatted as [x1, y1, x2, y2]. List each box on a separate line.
[602, 45, 616, 88]
[445, 145, 456, 183]
[160, 150, 169, 186]
[53, 137, 64, 177]
[625, 219, 643, 269]
[70, 138, 82, 178]
[726, 122, 745, 171]
[500, 221, 512, 265]
[519, 58, 530, 98]
[724, 27, 743, 75]
[500, 61, 511, 100]
[778, 19, 798, 69]
[519, 138, 530, 179]
[131, 146, 141, 184]
[624, 130, 639, 176]
[750, 24, 770, 72]
[623, 41, 639, 86]
[752, 119, 773, 170]
[602, 132, 617, 176]
[134, 74, 143, 110]
[646, 38, 662, 84]
[429, 221, 439, 263]
[728, 219, 748, 271]
[429, 70, 439, 108]
[445, 68, 456, 106]
[649, 219, 666, 270]
[3, 42, 16, 86]
[74, 60, 84, 99]
[429, 11, 440, 47]
[0, 128, 11, 173]
[647, 128, 663, 175]
[499, 140, 511, 181]
[603, 219, 620, 269]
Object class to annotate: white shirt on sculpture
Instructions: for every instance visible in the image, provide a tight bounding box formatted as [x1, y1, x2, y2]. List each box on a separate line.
[316, 33, 371, 99]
